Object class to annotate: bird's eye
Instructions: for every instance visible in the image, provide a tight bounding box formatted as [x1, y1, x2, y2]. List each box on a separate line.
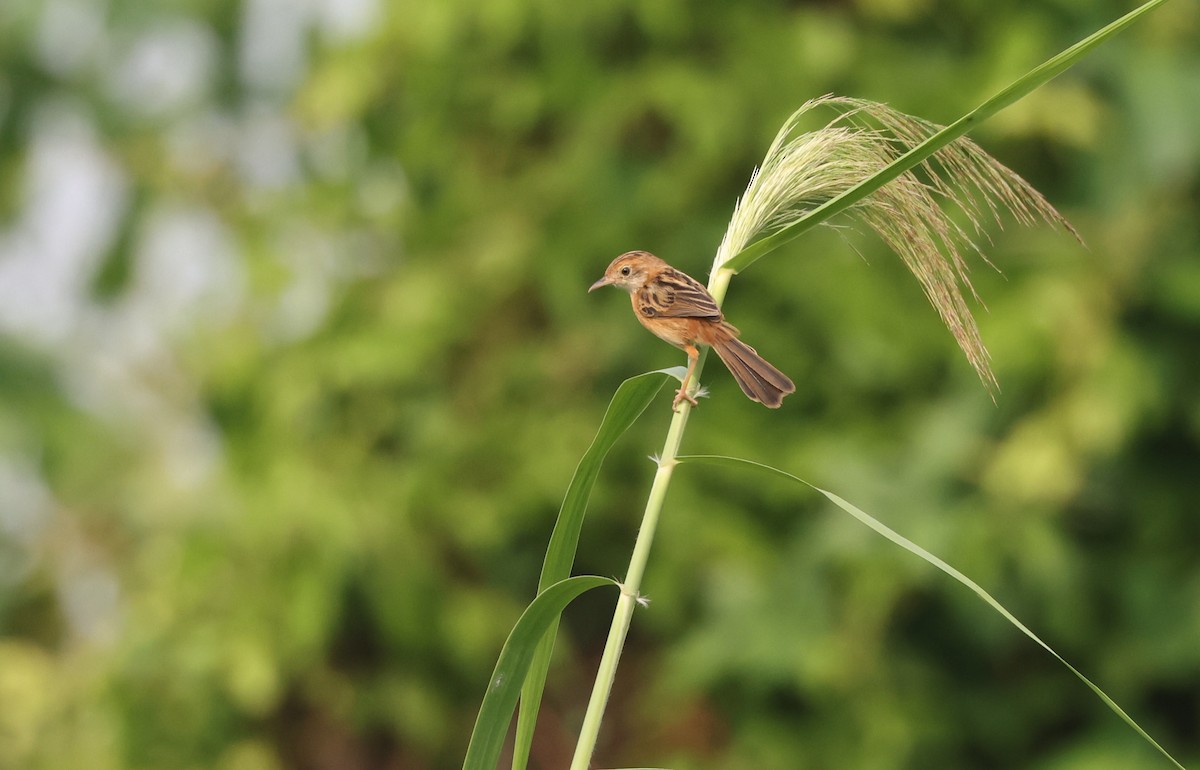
[620, 266, 631, 276]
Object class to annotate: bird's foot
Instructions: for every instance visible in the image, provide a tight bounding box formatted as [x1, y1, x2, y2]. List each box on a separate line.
[672, 388, 699, 412]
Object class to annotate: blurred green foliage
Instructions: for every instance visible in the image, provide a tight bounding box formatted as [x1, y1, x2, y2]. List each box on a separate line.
[0, 0, 1197, 768]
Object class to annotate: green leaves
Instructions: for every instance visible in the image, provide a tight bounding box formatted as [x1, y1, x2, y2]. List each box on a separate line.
[678, 455, 1186, 770]
[535, 371, 672, 593]
[462, 576, 620, 770]
[512, 371, 670, 770]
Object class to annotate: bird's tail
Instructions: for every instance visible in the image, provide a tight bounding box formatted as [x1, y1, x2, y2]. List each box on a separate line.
[710, 325, 796, 408]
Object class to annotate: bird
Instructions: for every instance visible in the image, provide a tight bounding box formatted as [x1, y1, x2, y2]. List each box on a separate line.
[589, 250, 795, 411]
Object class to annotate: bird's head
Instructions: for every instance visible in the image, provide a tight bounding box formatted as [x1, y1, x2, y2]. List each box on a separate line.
[588, 251, 664, 293]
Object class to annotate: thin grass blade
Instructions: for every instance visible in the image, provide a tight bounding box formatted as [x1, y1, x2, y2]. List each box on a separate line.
[464, 576, 620, 770]
[537, 371, 671, 591]
[512, 370, 671, 770]
[678, 455, 1186, 769]
[722, 0, 1172, 275]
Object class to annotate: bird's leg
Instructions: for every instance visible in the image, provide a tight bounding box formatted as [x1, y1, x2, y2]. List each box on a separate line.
[672, 344, 701, 411]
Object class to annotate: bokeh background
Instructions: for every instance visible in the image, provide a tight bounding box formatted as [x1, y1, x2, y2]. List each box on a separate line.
[1, 0, 1198, 768]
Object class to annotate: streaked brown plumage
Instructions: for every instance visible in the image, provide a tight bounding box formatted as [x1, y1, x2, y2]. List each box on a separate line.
[589, 251, 795, 410]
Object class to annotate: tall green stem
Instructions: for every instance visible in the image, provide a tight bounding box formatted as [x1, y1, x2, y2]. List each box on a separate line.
[568, 267, 734, 770]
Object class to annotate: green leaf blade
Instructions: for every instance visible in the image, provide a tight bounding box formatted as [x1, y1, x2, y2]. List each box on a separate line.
[538, 371, 670, 592]
[678, 454, 1186, 769]
[512, 371, 670, 770]
[722, 0, 1173, 275]
[463, 576, 620, 770]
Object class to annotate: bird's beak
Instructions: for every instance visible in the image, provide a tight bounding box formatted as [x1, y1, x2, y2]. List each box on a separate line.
[588, 275, 611, 293]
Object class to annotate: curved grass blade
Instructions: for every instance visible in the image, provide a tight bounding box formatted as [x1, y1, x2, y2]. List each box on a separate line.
[464, 576, 620, 770]
[512, 370, 672, 770]
[537, 370, 672, 591]
[678, 455, 1186, 769]
[722, 0, 1172, 275]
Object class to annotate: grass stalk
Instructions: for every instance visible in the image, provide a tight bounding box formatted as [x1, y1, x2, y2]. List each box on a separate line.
[567, 275, 731, 769]
[564, 4, 1168, 763]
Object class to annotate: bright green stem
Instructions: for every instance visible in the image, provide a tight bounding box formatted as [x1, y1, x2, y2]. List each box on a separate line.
[568, 267, 734, 770]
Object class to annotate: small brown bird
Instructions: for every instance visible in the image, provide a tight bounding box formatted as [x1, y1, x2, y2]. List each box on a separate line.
[590, 251, 795, 410]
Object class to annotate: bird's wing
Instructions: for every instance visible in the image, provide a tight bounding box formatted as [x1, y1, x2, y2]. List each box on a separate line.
[636, 268, 723, 319]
